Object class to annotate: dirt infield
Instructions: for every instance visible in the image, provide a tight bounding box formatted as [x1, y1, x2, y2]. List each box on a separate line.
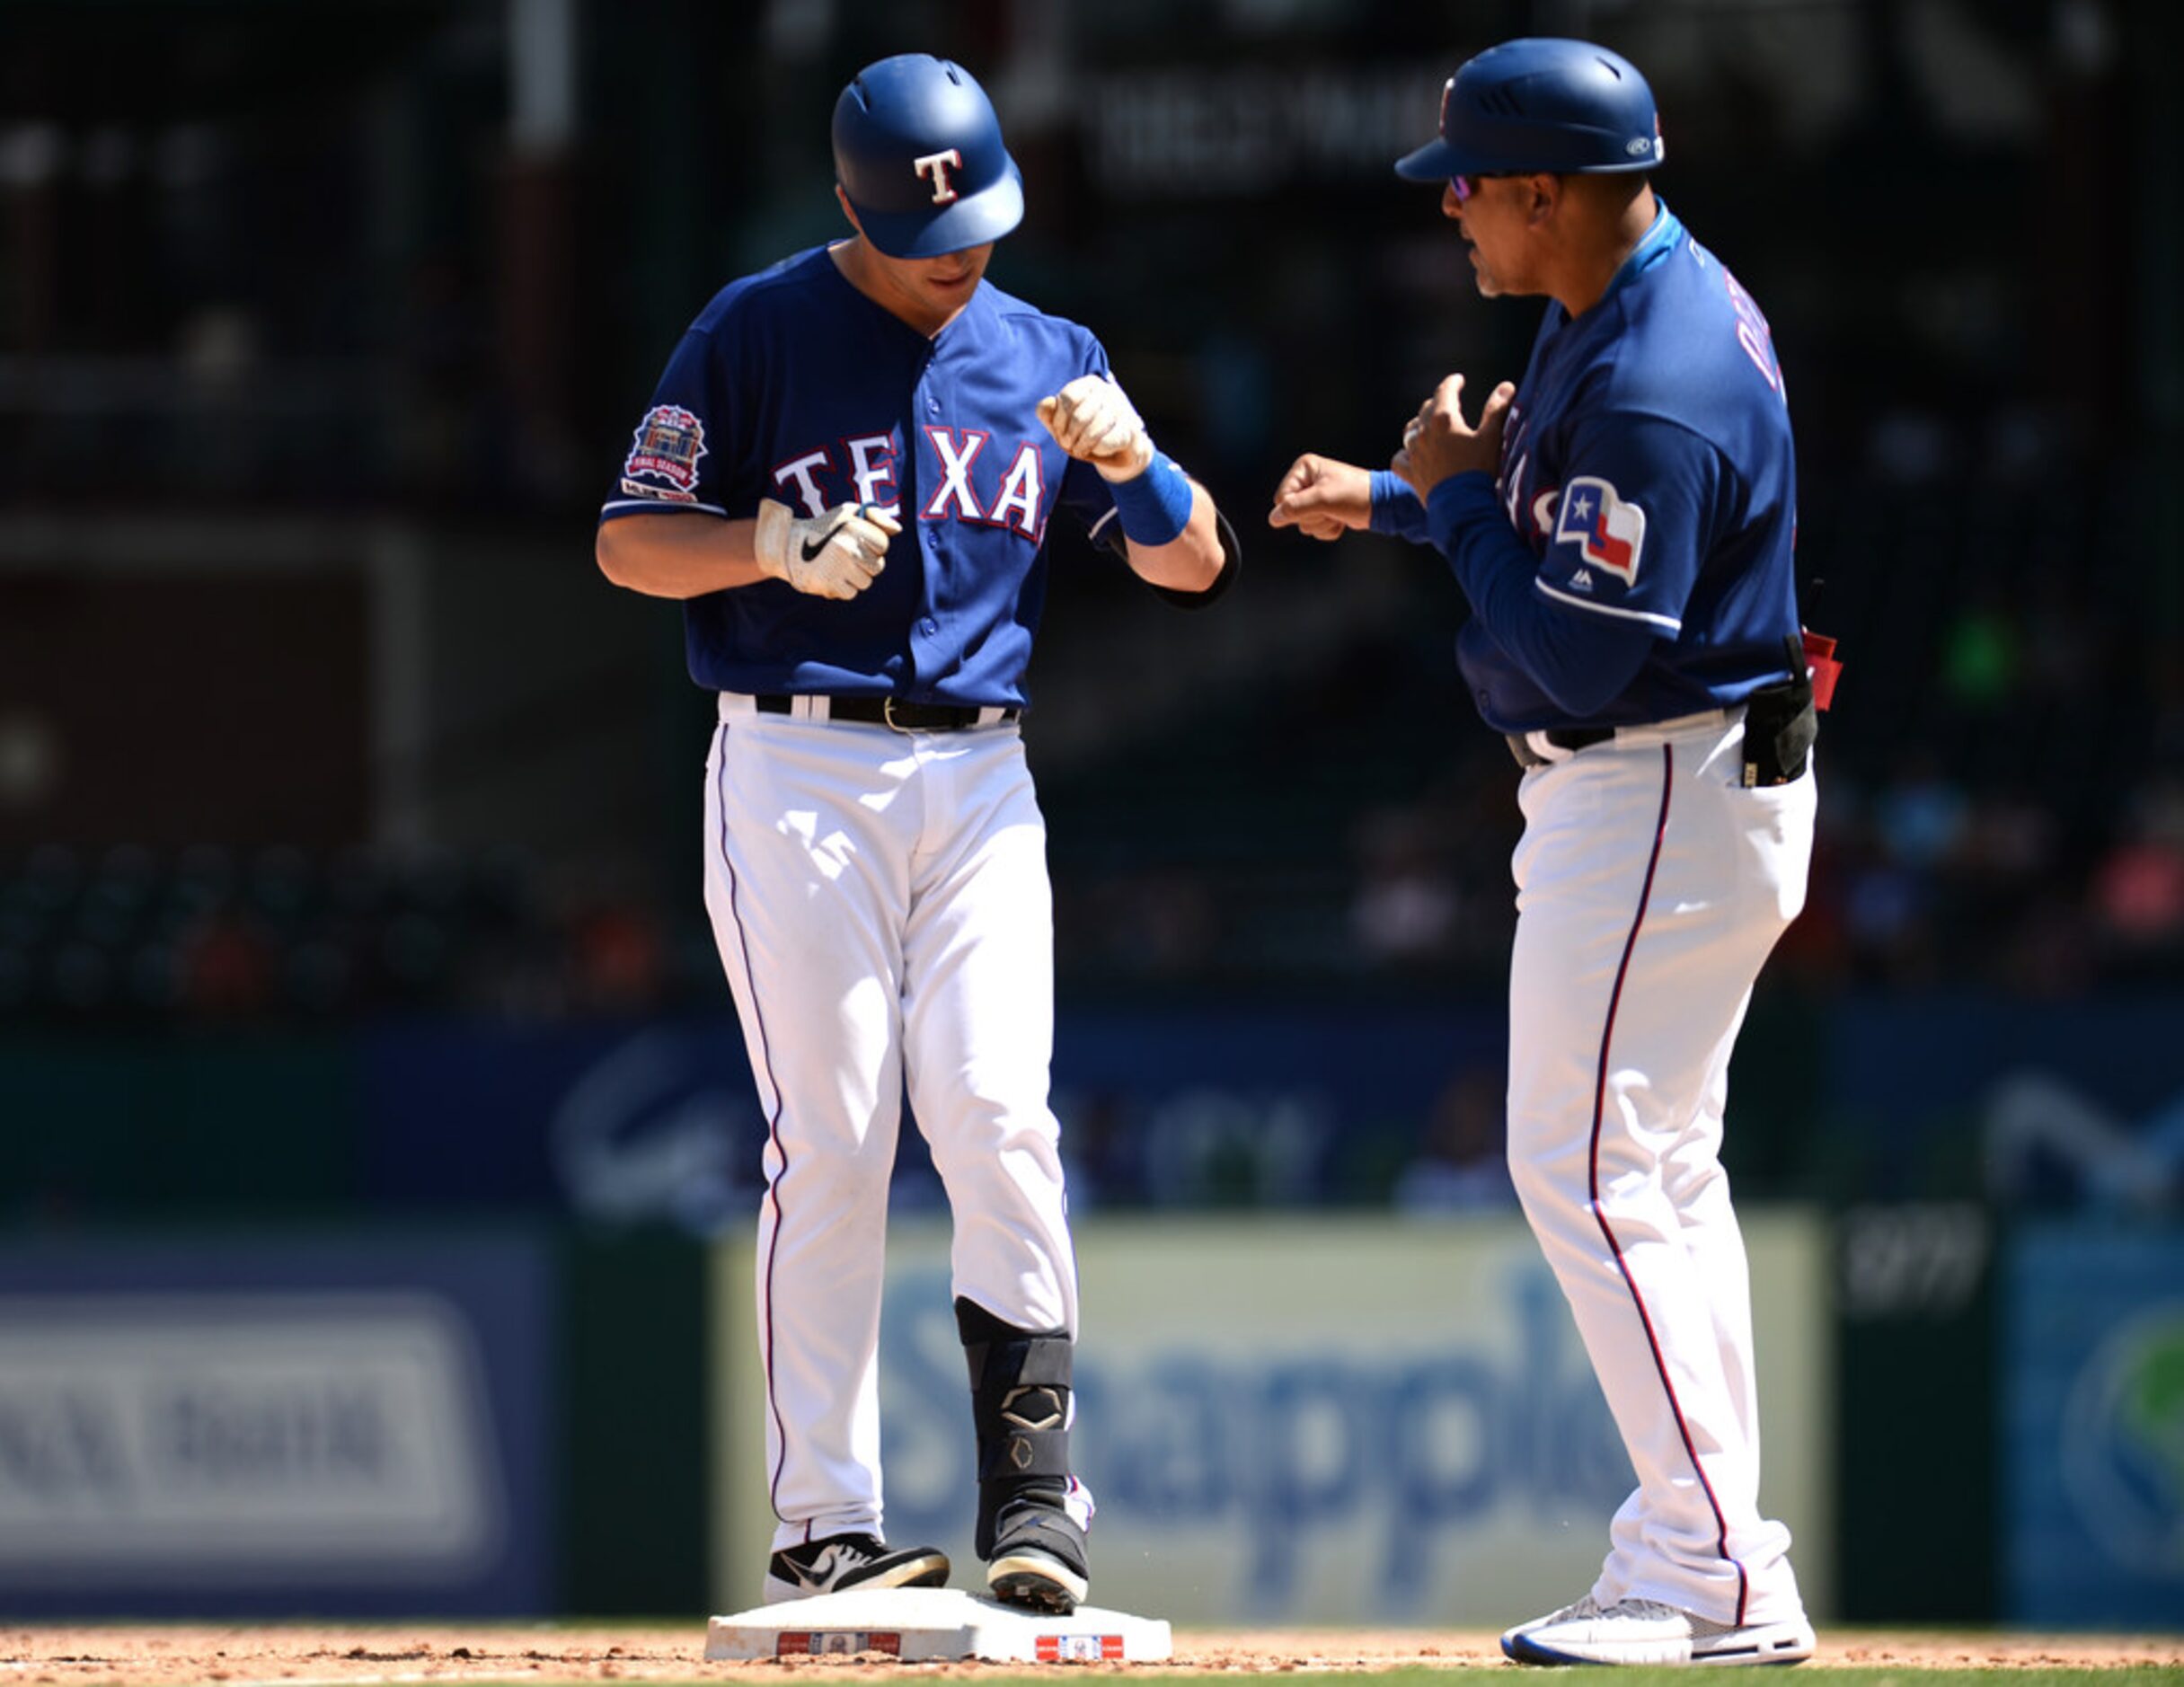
[1, 1625, 2178, 1683]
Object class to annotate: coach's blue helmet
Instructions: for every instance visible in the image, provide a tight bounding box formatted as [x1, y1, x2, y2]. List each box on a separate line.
[1396, 38, 1663, 181]
[833, 54, 1024, 259]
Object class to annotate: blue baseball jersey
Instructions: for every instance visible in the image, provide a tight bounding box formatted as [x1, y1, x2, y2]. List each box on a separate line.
[1378, 204, 1801, 735]
[600, 244, 1124, 709]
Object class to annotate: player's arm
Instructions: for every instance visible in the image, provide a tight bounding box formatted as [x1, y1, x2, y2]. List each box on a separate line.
[598, 329, 895, 603]
[1398, 376, 1708, 718]
[1427, 477, 1654, 717]
[1040, 375, 1229, 599]
[1266, 455, 1433, 545]
[597, 501, 899, 603]
[596, 512, 765, 600]
[1120, 477, 1224, 593]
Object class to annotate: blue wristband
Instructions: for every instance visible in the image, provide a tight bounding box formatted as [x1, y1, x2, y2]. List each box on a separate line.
[1107, 452, 1196, 546]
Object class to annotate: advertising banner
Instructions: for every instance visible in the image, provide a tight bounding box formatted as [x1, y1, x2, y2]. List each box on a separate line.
[712, 1213, 1831, 1626]
[2005, 1225, 2184, 1627]
[358, 1002, 1507, 1223]
[0, 1233, 553, 1615]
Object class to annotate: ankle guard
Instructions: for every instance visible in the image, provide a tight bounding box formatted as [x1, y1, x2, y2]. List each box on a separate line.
[956, 1296, 1074, 1559]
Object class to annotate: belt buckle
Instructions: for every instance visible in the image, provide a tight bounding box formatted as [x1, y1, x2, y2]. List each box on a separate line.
[881, 696, 911, 733]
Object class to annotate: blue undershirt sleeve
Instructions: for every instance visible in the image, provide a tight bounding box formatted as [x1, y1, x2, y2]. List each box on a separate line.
[1368, 470, 1432, 543]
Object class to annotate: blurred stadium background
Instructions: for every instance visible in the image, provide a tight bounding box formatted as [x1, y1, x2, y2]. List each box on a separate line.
[1, 0, 2180, 1638]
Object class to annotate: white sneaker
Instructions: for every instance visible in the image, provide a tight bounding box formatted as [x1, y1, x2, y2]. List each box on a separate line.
[1689, 1612, 1818, 1666]
[1501, 1595, 1817, 1667]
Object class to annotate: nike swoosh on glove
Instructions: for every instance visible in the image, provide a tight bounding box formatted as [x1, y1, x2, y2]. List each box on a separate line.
[753, 498, 900, 599]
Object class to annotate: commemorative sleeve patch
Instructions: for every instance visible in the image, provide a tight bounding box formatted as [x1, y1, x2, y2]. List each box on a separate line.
[623, 404, 709, 499]
[1552, 475, 1646, 586]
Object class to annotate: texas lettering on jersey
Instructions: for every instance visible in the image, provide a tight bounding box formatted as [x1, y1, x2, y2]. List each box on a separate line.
[769, 427, 1052, 542]
[597, 245, 1130, 705]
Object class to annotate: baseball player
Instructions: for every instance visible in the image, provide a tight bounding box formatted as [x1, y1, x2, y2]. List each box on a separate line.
[595, 54, 1233, 1614]
[1270, 39, 1834, 1667]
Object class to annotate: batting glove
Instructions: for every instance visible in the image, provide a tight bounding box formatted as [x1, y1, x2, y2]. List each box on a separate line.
[752, 498, 899, 600]
[1039, 375, 1155, 483]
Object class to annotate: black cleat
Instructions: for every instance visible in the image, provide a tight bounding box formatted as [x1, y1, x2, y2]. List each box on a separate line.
[985, 1500, 1090, 1613]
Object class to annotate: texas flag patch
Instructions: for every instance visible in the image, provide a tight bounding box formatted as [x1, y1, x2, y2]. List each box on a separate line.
[1553, 476, 1646, 585]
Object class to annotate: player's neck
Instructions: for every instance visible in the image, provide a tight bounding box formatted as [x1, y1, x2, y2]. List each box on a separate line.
[1552, 185, 1660, 320]
[829, 238, 970, 339]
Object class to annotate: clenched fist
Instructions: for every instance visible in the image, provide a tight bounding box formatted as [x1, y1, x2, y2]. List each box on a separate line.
[753, 498, 899, 600]
[1268, 455, 1374, 541]
[1038, 375, 1154, 482]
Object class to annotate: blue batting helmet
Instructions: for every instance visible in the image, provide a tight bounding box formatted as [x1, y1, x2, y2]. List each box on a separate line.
[832, 54, 1024, 259]
[1395, 38, 1663, 182]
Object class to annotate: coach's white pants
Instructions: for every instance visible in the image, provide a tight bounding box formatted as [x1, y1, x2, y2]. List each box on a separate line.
[1504, 711, 1815, 1628]
[702, 697, 1077, 1552]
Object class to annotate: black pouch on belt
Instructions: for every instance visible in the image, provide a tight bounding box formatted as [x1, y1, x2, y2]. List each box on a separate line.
[1740, 636, 1817, 789]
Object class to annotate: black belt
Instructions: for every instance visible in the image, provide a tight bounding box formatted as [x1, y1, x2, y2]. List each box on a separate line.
[755, 693, 1021, 731]
[1506, 725, 1615, 769]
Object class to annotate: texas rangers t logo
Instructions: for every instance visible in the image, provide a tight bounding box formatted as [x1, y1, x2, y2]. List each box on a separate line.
[1553, 476, 1646, 584]
[914, 149, 964, 204]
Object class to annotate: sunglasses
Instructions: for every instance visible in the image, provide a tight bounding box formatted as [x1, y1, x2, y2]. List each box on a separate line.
[1449, 172, 1508, 204]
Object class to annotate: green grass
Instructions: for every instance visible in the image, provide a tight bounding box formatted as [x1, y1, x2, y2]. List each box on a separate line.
[1309, 1674, 2180, 1685]
[900, 1672, 2164, 1685]
[404, 1674, 2181, 1687]
[415, 1670, 2181, 1686]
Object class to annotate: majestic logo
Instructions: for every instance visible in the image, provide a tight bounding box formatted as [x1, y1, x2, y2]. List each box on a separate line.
[623, 404, 707, 499]
[914, 148, 964, 205]
[1553, 476, 1646, 585]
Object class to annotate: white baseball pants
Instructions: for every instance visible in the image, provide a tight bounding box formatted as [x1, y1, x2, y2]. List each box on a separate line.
[702, 694, 1078, 1552]
[1504, 709, 1816, 1628]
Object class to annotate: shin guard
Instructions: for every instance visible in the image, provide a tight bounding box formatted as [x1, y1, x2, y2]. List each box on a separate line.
[954, 1296, 1081, 1564]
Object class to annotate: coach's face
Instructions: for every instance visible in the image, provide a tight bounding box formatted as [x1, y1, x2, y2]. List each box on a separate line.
[1444, 173, 1548, 300]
